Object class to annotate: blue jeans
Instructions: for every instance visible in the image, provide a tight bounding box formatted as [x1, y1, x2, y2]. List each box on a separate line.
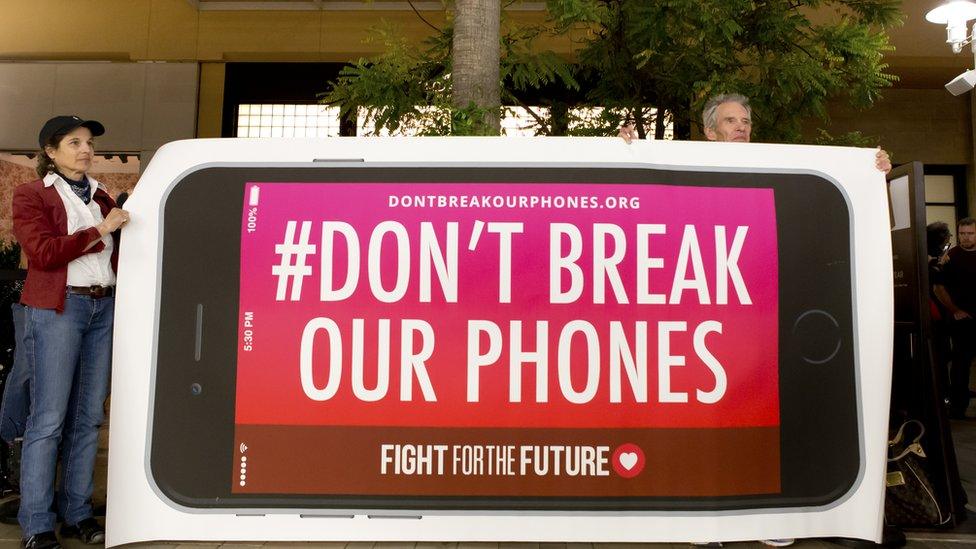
[19, 294, 113, 536]
[1, 302, 30, 443]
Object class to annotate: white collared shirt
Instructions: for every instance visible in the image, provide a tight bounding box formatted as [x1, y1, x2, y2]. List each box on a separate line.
[43, 172, 116, 287]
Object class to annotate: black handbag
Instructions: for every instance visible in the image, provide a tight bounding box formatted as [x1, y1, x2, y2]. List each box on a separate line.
[884, 419, 950, 527]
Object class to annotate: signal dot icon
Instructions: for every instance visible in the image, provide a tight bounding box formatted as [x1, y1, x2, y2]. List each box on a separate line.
[239, 443, 249, 486]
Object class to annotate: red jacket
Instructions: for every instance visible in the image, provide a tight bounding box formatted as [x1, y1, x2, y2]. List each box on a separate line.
[12, 177, 119, 312]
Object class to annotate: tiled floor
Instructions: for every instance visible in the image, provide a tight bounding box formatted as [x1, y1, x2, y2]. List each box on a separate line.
[3, 423, 976, 547]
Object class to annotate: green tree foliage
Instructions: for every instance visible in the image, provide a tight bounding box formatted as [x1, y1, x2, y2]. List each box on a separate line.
[321, 22, 456, 136]
[321, 0, 902, 142]
[558, 0, 903, 141]
[321, 11, 579, 136]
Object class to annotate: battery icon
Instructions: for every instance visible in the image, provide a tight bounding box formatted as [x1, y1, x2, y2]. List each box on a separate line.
[248, 185, 261, 206]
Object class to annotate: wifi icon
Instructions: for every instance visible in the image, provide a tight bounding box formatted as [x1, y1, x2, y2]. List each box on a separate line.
[240, 442, 248, 454]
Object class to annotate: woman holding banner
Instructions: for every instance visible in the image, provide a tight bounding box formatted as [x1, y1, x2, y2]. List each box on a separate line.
[11, 116, 129, 549]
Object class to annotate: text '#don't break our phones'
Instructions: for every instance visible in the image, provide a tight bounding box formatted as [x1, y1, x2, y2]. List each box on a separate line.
[246, 219, 763, 407]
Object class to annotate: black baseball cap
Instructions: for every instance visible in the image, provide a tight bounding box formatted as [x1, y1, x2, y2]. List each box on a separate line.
[38, 115, 105, 148]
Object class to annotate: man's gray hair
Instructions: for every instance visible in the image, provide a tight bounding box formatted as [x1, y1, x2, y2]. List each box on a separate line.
[702, 93, 751, 130]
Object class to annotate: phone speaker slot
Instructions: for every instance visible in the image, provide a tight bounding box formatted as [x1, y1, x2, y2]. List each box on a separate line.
[366, 515, 422, 520]
[299, 514, 356, 519]
[234, 513, 266, 517]
[312, 158, 365, 163]
[194, 303, 203, 362]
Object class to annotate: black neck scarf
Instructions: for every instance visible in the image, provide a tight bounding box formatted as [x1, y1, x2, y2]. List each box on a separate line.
[55, 170, 92, 204]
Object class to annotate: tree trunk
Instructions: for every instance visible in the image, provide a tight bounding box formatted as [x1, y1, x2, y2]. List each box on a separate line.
[452, 0, 501, 134]
[549, 101, 569, 136]
[673, 102, 692, 140]
[655, 109, 667, 140]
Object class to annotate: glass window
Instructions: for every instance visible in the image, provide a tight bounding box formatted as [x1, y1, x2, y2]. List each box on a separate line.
[234, 103, 343, 138]
[925, 175, 955, 204]
[501, 107, 548, 136]
[238, 103, 674, 139]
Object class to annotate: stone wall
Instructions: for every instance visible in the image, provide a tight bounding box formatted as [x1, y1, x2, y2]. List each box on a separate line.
[813, 89, 972, 167]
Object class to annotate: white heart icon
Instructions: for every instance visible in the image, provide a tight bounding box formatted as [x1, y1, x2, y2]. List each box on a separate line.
[619, 452, 638, 470]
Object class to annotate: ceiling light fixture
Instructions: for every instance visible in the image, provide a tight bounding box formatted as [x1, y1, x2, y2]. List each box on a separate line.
[926, 0, 976, 94]
[926, 0, 976, 52]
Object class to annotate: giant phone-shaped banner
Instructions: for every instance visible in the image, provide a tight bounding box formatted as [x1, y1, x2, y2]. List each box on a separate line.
[108, 138, 893, 546]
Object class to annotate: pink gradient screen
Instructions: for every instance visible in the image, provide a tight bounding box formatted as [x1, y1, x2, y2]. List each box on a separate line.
[230, 181, 780, 496]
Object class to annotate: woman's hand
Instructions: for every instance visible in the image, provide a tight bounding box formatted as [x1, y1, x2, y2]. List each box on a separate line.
[98, 208, 130, 236]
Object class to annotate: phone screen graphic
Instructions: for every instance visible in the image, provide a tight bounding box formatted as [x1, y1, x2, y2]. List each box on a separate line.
[151, 166, 858, 512]
[231, 181, 780, 499]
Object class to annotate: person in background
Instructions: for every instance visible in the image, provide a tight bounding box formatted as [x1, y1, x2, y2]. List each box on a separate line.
[619, 93, 893, 174]
[11, 116, 130, 549]
[0, 250, 29, 496]
[939, 218, 976, 419]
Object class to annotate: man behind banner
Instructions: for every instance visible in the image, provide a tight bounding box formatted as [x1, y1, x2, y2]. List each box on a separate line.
[620, 94, 890, 548]
[618, 93, 892, 174]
